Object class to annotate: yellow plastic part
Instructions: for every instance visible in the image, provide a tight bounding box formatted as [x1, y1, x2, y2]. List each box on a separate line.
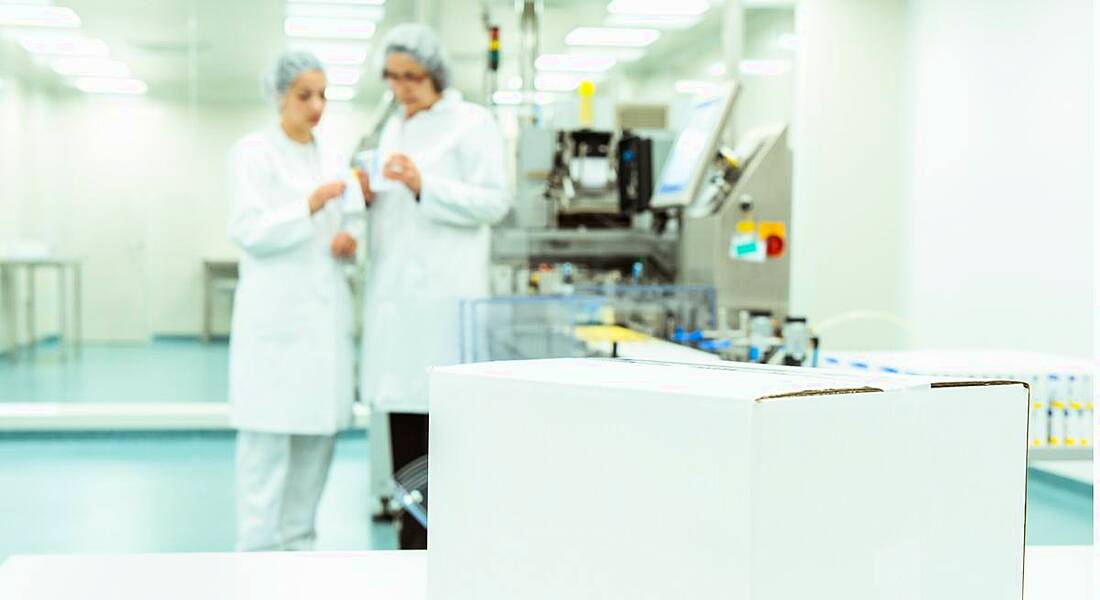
[574, 325, 649, 344]
[578, 81, 596, 127]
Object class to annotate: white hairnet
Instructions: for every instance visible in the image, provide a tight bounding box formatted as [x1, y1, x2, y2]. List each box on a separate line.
[262, 50, 325, 103]
[378, 24, 451, 91]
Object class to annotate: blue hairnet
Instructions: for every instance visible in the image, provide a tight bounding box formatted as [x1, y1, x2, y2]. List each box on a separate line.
[263, 50, 325, 103]
[378, 24, 451, 91]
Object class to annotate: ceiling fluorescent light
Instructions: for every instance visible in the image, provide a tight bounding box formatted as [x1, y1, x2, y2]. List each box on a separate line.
[51, 57, 131, 77]
[326, 86, 356, 101]
[739, 59, 791, 76]
[535, 72, 590, 93]
[286, 3, 384, 20]
[290, 0, 384, 4]
[290, 41, 369, 65]
[73, 77, 147, 95]
[16, 32, 110, 56]
[674, 79, 719, 96]
[0, 5, 81, 27]
[607, 0, 709, 17]
[492, 90, 522, 105]
[535, 54, 616, 73]
[565, 27, 659, 48]
[326, 66, 360, 86]
[566, 47, 645, 62]
[285, 17, 376, 40]
[604, 14, 700, 30]
[492, 90, 553, 106]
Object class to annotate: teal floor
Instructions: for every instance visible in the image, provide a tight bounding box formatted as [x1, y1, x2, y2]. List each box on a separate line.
[0, 339, 229, 403]
[0, 340, 1092, 560]
[0, 431, 395, 561]
[0, 430, 1090, 562]
[1024, 470, 1093, 545]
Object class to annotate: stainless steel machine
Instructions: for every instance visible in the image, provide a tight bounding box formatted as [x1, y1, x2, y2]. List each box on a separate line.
[494, 82, 795, 324]
[492, 125, 679, 292]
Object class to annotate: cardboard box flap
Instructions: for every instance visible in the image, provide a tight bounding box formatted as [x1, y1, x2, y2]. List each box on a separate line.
[435, 358, 954, 402]
[930, 380, 1030, 390]
[756, 386, 885, 401]
[758, 379, 1030, 402]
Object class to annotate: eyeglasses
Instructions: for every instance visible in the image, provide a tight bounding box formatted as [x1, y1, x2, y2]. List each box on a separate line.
[382, 69, 429, 84]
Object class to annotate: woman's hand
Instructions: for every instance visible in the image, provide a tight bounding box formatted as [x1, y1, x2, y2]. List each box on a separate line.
[309, 180, 347, 214]
[356, 168, 375, 206]
[331, 232, 357, 259]
[383, 153, 422, 196]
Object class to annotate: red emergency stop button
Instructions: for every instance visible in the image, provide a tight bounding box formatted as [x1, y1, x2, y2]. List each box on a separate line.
[766, 235, 785, 258]
[758, 221, 787, 259]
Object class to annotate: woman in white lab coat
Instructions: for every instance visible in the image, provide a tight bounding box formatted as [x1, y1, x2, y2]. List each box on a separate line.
[227, 51, 367, 552]
[359, 24, 510, 549]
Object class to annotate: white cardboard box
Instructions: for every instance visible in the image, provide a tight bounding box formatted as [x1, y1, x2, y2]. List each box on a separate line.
[428, 358, 1030, 600]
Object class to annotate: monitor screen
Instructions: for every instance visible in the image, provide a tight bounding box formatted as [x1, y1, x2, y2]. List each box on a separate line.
[650, 83, 738, 209]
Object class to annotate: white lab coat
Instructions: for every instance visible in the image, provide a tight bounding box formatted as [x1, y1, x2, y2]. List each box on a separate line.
[228, 126, 361, 434]
[361, 90, 510, 414]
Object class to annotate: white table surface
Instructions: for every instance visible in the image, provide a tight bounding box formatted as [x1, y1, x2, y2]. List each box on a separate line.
[0, 546, 1092, 599]
[0, 550, 424, 600]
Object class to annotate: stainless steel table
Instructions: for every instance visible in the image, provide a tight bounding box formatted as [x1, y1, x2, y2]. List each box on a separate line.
[202, 259, 239, 343]
[0, 258, 82, 361]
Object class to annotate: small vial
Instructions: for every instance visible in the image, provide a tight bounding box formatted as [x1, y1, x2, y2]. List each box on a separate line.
[1083, 402, 1094, 447]
[1047, 375, 1065, 447]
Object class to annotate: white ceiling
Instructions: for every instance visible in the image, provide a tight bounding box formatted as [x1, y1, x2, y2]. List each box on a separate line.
[0, 0, 790, 104]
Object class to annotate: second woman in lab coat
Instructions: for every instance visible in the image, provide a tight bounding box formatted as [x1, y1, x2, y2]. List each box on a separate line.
[359, 24, 510, 549]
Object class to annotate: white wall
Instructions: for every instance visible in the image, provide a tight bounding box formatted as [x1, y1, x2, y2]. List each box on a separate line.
[790, 0, 1093, 356]
[733, 9, 796, 141]
[0, 83, 371, 345]
[903, 0, 1093, 356]
[791, 0, 912, 350]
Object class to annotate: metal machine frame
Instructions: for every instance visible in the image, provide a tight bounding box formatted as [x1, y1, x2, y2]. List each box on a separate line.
[678, 127, 793, 319]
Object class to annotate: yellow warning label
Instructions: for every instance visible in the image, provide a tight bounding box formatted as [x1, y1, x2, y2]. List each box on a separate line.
[758, 221, 787, 240]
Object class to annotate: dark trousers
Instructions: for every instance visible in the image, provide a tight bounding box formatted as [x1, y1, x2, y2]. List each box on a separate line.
[389, 412, 429, 549]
